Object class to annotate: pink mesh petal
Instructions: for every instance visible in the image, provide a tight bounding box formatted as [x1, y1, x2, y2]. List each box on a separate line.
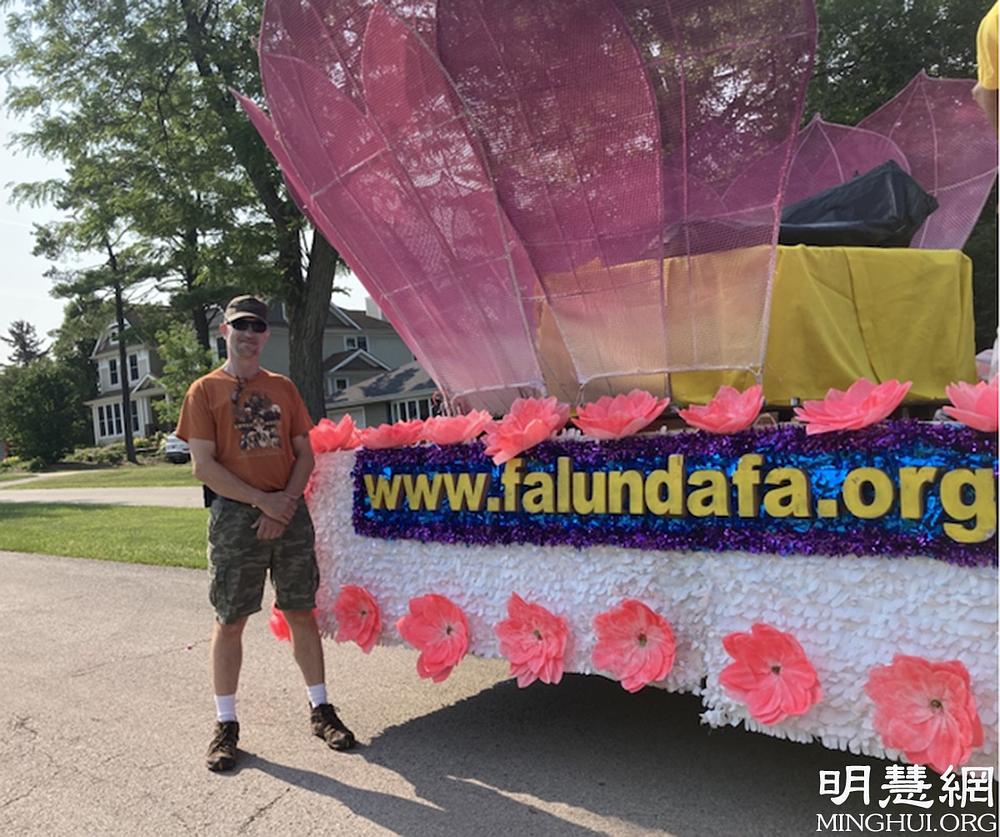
[256, 0, 546, 412]
[859, 72, 999, 250]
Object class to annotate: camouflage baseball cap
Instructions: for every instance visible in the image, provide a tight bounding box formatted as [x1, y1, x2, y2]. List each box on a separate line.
[224, 295, 269, 324]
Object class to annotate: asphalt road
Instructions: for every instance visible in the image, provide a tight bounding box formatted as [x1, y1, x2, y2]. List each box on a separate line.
[0, 486, 203, 507]
[5, 550, 992, 836]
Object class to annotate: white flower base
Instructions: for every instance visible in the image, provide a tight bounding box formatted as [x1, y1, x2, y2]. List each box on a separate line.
[309, 450, 998, 769]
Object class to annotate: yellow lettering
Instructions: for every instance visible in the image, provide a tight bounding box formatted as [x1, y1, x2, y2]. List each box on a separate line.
[557, 457, 572, 512]
[732, 454, 763, 518]
[363, 474, 402, 510]
[501, 458, 524, 512]
[687, 469, 730, 517]
[763, 468, 811, 518]
[608, 470, 645, 514]
[401, 473, 444, 511]
[899, 466, 939, 520]
[645, 454, 685, 516]
[940, 468, 997, 544]
[442, 472, 489, 512]
[841, 467, 894, 519]
[522, 472, 556, 514]
[572, 471, 607, 514]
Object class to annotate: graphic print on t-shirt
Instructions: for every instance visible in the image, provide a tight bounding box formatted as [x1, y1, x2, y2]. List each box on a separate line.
[234, 391, 283, 450]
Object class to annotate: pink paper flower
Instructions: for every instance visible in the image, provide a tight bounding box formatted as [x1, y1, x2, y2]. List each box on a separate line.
[332, 585, 382, 654]
[793, 378, 911, 434]
[678, 384, 764, 434]
[495, 593, 570, 687]
[592, 599, 676, 692]
[268, 603, 318, 642]
[482, 397, 570, 465]
[719, 623, 822, 724]
[942, 376, 998, 432]
[360, 419, 425, 449]
[865, 655, 984, 774]
[309, 415, 360, 453]
[572, 390, 669, 440]
[421, 410, 493, 445]
[396, 594, 470, 682]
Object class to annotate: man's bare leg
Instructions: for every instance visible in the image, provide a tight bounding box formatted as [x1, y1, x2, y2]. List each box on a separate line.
[284, 608, 355, 750]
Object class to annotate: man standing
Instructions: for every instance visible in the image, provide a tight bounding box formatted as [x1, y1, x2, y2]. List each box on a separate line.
[176, 295, 355, 772]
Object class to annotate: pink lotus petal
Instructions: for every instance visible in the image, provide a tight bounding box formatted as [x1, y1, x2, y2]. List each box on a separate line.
[332, 585, 382, 654]
[421, 410, 493, 445]
[483, 398, 570, 465]
[572, 390, 669, 440]
[396, 594, 469, 683]
[865, 654, 984, 773]
[719, 623, 822, 725]
[678, 384, 764, 434]
[360, 419, 425, 449]
[942, 377, 998, 432]
[592, 599, 676, 692]
[310, 415, 360, 453]
[495, 593, 569, 688]
[794, 379, 911, 434]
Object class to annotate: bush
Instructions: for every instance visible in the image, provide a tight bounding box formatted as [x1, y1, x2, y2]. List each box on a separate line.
[0, 455, 24, 471]
[65, 443, 126, 466]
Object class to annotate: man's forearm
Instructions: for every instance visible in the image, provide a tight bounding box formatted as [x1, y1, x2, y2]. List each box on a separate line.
[284, 447, 315, 499]
[193, 456, 268, 507]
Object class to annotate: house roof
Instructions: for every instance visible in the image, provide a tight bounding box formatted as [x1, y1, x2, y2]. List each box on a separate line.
[322, 348, 391, 373]
[325, 361, 436, 408]
[255, 301, 393, 332]
[91, 311, 152, 357]
[84, 373, 166, 406]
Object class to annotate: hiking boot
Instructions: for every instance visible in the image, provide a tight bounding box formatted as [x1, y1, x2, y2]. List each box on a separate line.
[310, 703, 356, 751]
[206, 720, 239, 772]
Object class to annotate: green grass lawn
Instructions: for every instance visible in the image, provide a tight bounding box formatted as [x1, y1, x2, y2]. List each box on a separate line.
[0, 503, 206, 568]
[0, 463, 198, 490]
[0, 472, 36, 483]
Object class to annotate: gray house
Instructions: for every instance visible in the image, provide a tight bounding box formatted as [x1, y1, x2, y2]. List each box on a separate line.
[324, 361, 437, 428]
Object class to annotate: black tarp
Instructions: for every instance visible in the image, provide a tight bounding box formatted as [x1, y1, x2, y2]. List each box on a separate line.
[779, 160, 938, 247]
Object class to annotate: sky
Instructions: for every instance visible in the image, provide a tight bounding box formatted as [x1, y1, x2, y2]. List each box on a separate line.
[0, 22, 368, 366]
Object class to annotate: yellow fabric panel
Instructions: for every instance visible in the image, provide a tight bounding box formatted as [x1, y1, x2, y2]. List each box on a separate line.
[978, 2, 999, 90]
[671, 246, 976, 406]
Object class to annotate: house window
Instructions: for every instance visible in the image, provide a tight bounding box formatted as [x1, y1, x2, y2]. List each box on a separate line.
[335, 378, 349, 392]
[391, 398, 432, 422]
[131, 401, 140, 433]
[109, 326, 119, 344]
[345, 335, 368, 351]
[98, 406, 107, 437]
[113, 403, 123, 435]
[216, 337, 228, 360]
[129, 354, 139, 381]
[109, 359, 119, 386]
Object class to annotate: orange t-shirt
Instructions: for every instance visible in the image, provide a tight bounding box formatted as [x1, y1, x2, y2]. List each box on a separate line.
[176, 367, 313, 492]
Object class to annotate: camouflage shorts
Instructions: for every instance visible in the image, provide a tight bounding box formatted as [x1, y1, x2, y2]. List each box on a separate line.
[206, 498, 319, 624]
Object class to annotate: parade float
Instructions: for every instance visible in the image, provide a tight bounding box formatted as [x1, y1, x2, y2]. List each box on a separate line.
[243, 0, 998, 772]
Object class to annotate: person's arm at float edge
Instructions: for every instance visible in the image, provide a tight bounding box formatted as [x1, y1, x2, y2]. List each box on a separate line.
[283, 433, 315, 500]
[973, 82, 999, 135]
[188, 437, 296, 525]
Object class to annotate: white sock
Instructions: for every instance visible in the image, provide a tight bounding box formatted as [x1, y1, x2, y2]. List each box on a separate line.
[215, 693, 237, 723]
[306, 683, 328, 708]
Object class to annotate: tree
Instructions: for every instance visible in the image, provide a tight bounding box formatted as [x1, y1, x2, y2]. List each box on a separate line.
[153, 321, 215, 428]
[2, 0, 342, 418]
[1, 320, 45, 366]
[0, 358, 87, 464]
[806, 0, 997, 350]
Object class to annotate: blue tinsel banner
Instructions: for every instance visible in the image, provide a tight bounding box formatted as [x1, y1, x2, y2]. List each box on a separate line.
[350, 422, 997, 566]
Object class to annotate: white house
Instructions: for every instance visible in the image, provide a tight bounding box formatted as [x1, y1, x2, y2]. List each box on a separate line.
[84, 314, 167, 444]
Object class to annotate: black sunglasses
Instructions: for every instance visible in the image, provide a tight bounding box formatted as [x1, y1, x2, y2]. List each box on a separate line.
[227, 318, 268, 333]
